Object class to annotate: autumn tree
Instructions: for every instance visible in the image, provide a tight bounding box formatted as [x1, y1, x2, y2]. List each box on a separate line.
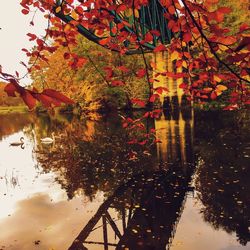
[31, 36, 151, 110]
[0, 0, 249, 111]
[30, 45, 100, 110]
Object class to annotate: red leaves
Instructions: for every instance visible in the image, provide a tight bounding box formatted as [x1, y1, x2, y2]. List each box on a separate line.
[210, 91, 217, 100]
[208, 7, 231, 23]
[22, 91, 37, 109]
[144, 32, 153, 43]
[27, 33, 37, 41]
[154, 86, 168, 94]
[149, 94, 159, 102]
[234, 37, 250, 52]
[131, 98, 145, 107]
[4, 83, 19, 97]
[131, 98, 146, 108]
[99, 38, 110, 46]
[41, 89, 74, 104]
[7, 0, 250, 112]
[136, 69, 146, 78]
[4, 81, 74, 110]
[111, 80, 125, 86]
[217, 7, 231, 14]
[76, 57, 87, 68]
[153, 44, 167, 52]
[217, 36, 237, 45]
[168, 5, 176, 15]
[183, 33, 192, 43]
[103, 67, 113, 79]
[116, 4, 127, 13]
[63, 52, 70, 59]
[22, 9, 29, 15]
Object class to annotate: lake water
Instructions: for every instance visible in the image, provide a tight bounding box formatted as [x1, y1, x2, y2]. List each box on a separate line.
[0, 110, 249, 250]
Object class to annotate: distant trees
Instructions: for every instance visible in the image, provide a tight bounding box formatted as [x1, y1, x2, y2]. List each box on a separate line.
[30, 36, 151, 110]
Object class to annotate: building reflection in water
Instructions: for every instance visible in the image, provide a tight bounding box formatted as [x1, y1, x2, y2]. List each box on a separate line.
[1, 109, 248, 250]
[68, 107, 195, 250]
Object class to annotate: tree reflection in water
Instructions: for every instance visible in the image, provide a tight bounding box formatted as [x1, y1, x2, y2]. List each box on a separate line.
[34, 107, 197, 250]
[195, 110, 250, 246]
[2, 109, 249, 249]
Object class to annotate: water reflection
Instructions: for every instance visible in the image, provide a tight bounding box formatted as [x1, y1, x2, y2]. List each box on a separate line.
[194, 111, 250, 246]
[0, 110, 249, 250]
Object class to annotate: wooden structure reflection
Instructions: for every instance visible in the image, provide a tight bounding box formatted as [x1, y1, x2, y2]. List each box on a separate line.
[68, 108, 195, 250]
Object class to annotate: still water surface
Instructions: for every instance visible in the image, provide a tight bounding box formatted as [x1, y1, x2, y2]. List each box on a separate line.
[0, 110, 249, 250]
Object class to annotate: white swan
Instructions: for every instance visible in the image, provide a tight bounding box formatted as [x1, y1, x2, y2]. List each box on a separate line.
[41, 132, 55, 144]
[10, 137, 24, 146]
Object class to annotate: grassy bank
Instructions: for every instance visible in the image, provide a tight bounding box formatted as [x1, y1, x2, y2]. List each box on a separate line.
[0, 106, 29, 114]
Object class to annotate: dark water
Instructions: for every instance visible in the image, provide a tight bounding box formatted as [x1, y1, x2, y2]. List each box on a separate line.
[0, 109, 249, 250]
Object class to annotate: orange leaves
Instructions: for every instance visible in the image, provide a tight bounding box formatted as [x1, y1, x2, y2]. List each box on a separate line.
[208, 7, 231, 23]
[68, 56, 87, 69]
[217, 36, 237, 45]
[168, 5, 176, 15]
[160, 0, 172, 8]
[99, 38, 111, 46]
[215, 84, 228, 96]
[76, 57, 87, 68]
[217, 7, 231, 14]
[103, 67, 113, 79]
[12, 0, 250, 111]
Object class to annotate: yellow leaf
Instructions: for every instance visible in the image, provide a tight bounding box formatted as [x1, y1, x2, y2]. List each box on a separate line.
[182, 60, 187, 68]
[216, 84, 227, 91]
[125, 8, 133, 17]
[214, 75, 222, 82]
[219, 45, 228, 51]
[71, 10, 78, 20]
[171, 51, 179, 61]
[125, 8, 139, 18]
[64, 24, 71, 32]
[215, 84, 227, 96]
[134, 9, 139, 18]
[55, 6, 61, 13]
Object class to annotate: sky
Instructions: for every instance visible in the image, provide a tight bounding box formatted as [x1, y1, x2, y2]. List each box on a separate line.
[0, 0, 47, 85]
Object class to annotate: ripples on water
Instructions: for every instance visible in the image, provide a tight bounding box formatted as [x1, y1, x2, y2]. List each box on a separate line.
[0, 110, 249, 250]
